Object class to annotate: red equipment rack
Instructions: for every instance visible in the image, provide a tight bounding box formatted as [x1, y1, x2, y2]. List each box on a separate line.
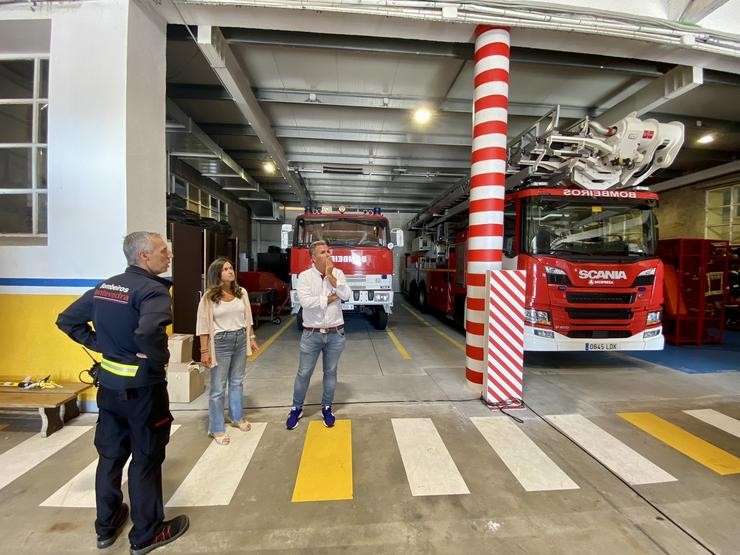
[658, 238, 730, 345]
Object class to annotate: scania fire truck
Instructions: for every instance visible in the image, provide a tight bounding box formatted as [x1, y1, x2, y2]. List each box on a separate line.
[282, 207, 404, 330]
[404, 107, 684, 351]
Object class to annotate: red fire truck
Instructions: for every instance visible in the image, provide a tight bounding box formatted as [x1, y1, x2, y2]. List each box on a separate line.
[281, 207, 404, 330]
[404, 108, 684, 352]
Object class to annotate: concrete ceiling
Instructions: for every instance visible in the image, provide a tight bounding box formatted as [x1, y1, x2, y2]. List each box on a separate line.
[164, 13, 740, 216]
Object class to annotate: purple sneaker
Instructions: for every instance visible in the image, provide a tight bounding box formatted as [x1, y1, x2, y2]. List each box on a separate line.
[286, 407, 303, 430]
[321, 405, 335, 427]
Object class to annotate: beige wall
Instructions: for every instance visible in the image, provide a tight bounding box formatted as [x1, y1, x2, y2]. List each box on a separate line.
[655, 186, 705, 240]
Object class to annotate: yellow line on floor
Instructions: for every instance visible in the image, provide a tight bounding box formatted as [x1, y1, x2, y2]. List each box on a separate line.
[386, 327, 411, 360]
[248, 316, 296, 362]
[618, 412, 740, 475]
[401, 304, 465, 352]
[292, 420, 353, 502]
[0, 424, 7, 431]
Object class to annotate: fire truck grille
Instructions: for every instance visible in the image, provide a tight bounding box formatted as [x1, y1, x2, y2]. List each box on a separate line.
[346, 276, 366, 288]
[566, 293, 635, 304]
[566, 308, 633, 320]
[567, 330, 633, 339]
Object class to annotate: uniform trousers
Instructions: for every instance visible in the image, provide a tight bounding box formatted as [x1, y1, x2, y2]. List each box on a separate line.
[94, 382, 172, 546]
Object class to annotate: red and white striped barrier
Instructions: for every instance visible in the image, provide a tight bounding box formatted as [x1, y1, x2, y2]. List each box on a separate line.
[484, 269, 526, 408]
[466, 25, 511, 385]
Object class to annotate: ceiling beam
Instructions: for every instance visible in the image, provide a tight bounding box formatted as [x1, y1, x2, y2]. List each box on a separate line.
[201, 123, 472, 147]
[166, 98, 265, 193]
[195, 25, 310, 205]
[595, 66, 703, 126]
[651, 160, 740, 192]
[679, 0, 731, 23]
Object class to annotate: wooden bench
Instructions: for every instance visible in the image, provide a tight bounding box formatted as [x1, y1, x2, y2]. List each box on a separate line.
[0, 381, 92, 437]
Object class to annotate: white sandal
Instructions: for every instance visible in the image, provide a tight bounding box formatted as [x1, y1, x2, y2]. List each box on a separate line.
[209, 432, 230, 445]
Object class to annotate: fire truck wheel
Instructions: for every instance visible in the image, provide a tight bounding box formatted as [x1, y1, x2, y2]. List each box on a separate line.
[296, 308, 303, 331]
[418, 284, 428, 313]
[408, 282, 419, 306]
[374, 307, 388, 330]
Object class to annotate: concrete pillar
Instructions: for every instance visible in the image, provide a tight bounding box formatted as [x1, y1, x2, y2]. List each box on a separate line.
[466, 26, 510, 386]
[0, 0, 167, 386]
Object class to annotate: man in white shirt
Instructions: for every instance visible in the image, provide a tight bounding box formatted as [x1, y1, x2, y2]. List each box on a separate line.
[286, 240, 352, 429]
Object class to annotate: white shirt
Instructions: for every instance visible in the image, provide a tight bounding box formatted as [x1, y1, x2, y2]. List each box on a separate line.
[212, 297, 247, 333]
[297, 265, 352, 328]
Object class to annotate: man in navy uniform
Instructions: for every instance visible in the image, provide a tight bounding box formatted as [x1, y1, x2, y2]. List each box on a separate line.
[57, 231, 188, 554]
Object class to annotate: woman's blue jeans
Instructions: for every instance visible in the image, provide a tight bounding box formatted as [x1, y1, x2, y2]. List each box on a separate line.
[292, 328, 346, 408]
[208, 328, 247, 434]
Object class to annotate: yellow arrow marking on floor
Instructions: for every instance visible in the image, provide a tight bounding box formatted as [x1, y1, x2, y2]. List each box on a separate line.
[248, 316, 296, 362]
[618, 412, 740, 475]
[401, 303, 465, 352]
[292, 420, 352, 502]
[386, 327, 411, 360]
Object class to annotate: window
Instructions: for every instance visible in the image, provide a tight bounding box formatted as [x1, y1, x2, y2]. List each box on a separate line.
[169, 176, 229, 222]
[0, 57, 48, 241]
[706, 185, 740, 244]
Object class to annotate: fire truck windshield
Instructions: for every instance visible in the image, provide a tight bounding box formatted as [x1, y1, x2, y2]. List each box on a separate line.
[296, 217, 389, 248]
[524, 199, 657, 258]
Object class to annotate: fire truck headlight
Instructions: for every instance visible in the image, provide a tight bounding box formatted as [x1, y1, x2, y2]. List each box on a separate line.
[643, 328, 661, 339]
[525, 308, 552, 326]
[646, 310, 662, 325]
[545, 266, 571, 286]
[375, 292, 390, 302]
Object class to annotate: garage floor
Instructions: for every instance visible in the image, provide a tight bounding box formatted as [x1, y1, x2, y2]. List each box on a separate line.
[1, 300, 738, 554]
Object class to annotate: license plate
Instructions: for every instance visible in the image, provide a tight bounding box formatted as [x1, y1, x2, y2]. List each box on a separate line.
[585, 342, 617, 351]
[341, 303, 355, 310]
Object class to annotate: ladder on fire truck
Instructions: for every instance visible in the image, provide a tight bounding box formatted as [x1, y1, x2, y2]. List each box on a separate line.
[408, 105, 685, 231]
[505, 105, 685, 191]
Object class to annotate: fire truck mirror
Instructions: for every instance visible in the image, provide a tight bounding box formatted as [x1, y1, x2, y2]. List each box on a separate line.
[391, 228, 404, 248]
[281, 223, 293, 250]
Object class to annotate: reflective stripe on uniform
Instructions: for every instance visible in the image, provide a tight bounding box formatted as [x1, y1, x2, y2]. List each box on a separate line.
[101, 358, 139, 377]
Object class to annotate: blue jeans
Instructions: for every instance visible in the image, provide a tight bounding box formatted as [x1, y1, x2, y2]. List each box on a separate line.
[208, 328, 247, 434]
[292, 329, 346, 408]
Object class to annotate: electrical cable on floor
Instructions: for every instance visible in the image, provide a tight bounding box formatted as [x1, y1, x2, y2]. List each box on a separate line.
[522, 400, 717, 555]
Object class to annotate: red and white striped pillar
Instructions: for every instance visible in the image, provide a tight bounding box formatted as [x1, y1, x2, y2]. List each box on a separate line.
[466, 25, 511, 385]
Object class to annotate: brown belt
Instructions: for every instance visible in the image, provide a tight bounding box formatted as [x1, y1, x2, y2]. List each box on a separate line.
[303, 325, 345, 333]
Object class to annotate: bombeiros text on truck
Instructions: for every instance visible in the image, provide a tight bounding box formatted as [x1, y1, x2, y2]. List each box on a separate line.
[281, 205, 404, 330]
[403, 106, 685, 352]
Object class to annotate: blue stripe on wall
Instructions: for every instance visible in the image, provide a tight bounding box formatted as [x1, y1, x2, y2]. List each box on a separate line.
[0, 278, 102, 288]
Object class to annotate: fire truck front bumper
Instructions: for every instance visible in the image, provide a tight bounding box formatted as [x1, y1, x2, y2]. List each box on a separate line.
[523, 326, 664, 352]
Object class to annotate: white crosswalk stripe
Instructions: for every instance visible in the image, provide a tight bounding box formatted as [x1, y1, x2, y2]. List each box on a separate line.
[471, 416, 579, 491]
[0, 425, 92, 491]
[683, 409, 740, 439]
[6, 410, 732, 506]
[391, 418, 470, 496]
[545, 414, 677, 485]
[41, 425, 181, 508]
[166, 423, 267, 507]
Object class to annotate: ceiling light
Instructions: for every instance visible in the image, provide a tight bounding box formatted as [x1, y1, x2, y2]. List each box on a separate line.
[413, 108, 432, 124]
[263, 161, 276, 174]
[697, 133, 715, 144]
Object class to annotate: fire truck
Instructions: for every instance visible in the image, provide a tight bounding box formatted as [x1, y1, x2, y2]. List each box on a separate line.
[403, 107, 684, 351]
[281, 207, 404, 330]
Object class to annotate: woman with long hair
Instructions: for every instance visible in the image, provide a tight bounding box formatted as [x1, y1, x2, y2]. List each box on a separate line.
[196, 257, 259, 445]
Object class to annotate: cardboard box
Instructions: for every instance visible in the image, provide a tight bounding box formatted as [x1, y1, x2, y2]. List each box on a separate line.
[168, 334, 194, 364]
[167, 362, 206, 403]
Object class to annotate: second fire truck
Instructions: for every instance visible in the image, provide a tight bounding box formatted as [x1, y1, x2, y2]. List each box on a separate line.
[404, 107, 684, 351]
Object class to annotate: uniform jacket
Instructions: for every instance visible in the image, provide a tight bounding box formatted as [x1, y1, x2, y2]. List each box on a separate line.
[56, 265, 173, 389]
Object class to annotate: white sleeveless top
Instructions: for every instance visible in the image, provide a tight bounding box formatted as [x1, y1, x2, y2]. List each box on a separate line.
[212, 297, 247, 333]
